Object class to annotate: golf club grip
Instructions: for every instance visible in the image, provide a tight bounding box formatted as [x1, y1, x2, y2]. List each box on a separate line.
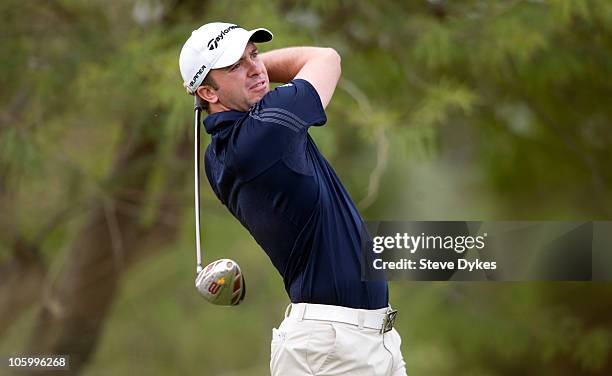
[194, 98, 203, 274]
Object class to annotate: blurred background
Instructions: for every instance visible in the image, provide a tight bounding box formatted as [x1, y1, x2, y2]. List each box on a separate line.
[1, 0, 611, 375]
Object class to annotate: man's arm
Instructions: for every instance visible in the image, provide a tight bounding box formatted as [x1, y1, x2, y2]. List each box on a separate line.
[260, 47, 341, 109]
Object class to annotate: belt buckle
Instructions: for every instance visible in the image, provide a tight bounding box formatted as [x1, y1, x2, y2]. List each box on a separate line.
[381, 309, 398, 334]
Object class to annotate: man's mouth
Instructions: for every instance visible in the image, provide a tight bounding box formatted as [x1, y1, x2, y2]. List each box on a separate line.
[249, 80, 266, 90]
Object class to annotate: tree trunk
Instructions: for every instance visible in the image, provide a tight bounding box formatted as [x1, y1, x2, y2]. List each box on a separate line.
[19, 125, 190, 375]
[0, 239, 45, 336]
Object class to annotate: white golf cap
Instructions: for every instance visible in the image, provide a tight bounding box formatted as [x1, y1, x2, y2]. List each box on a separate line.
[179, 22, 273, 94]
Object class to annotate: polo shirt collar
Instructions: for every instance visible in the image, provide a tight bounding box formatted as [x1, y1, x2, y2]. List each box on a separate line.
[203, 110, 246, 134]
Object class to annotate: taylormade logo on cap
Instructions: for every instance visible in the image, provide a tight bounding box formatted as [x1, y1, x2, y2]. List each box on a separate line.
[207, 25, 240, 50]
[179, 22, 273, 94]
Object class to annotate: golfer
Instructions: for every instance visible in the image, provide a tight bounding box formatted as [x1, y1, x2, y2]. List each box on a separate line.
[179, 22, 407, 375]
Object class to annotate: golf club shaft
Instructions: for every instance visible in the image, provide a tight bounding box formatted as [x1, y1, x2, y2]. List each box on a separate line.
[194, 98, 203, 274]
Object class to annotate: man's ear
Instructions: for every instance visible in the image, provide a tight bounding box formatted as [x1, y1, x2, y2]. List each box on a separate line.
[196, 85, 218, 105]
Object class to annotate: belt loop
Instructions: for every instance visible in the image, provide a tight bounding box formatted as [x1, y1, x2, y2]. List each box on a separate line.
[298, 303, 306, 322]
[284, 303, 292, 318]
[357, 311, 364, 330]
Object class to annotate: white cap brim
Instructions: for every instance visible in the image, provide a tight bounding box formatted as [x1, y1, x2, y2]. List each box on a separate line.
[212, 28, 273, 69]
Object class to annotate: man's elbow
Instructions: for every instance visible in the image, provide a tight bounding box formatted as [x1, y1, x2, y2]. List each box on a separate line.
[326, 48, 341, 62]
[321, 48, 341, 78]
[326, 48, 341, 72]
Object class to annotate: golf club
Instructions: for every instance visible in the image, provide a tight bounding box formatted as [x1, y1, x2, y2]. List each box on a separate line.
[193, 95, 246, 306]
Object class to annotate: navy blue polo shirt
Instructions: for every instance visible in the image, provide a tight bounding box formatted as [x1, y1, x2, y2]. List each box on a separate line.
[203, 79, 388, 309]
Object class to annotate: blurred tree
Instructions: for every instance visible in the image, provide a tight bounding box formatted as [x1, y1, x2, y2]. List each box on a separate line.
[1, 0, 194, 373]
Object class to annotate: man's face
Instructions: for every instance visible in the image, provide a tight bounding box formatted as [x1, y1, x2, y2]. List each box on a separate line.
[207, 42, 269, 112]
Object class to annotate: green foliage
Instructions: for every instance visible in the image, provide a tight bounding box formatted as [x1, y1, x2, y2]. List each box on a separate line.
[410, 79, 476, 129]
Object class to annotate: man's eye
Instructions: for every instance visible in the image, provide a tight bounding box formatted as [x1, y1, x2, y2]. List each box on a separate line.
[251, 51, 258, 58]
[230, 63, 240, 71]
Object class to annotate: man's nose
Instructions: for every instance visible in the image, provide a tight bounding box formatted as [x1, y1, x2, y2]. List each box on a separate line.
[246, 59, 261, 76]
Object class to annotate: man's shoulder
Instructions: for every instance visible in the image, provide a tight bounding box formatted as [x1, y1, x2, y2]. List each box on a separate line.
[253, 79, 327, 129]
[215, 115, 286, 182]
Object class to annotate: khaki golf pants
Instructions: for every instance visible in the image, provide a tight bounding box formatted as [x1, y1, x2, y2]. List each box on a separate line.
[270, 305, 407, 375]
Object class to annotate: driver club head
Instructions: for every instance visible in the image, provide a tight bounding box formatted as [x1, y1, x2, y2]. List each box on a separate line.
[195, 259, 246, 306]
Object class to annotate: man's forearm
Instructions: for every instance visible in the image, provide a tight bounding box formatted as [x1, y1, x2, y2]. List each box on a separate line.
[261, 47, 333, 83]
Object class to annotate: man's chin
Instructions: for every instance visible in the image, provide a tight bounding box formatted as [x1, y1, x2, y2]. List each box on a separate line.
[250, 89, 269, 105]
